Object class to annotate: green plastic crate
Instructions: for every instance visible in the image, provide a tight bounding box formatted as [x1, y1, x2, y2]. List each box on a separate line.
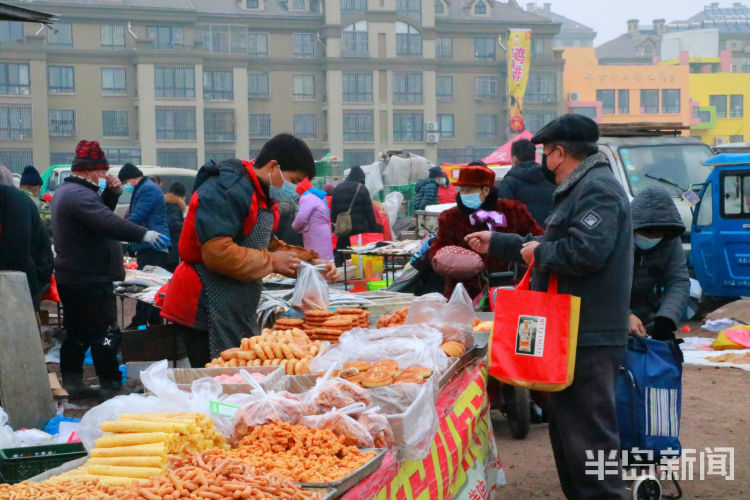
[314, 160, 331, 178]
[0, 443, 87, 484]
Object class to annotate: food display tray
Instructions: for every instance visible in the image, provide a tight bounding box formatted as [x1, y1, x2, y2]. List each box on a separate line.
[439, 345, 478, 388]
[296, 448, 386, 498]
[306, 487, 337, 500]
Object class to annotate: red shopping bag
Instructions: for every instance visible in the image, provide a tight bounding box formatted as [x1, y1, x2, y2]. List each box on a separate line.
[488, 264, 580, 392]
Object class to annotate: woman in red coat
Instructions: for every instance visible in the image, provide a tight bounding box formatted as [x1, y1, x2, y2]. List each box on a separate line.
[428, 162, 543, 299]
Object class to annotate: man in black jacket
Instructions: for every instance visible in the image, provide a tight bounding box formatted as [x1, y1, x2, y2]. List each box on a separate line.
[52, 140, 169, 399]
[0, 184, 53, 311]
[466, 115, 632, 500]
[497, 139, 555, 229]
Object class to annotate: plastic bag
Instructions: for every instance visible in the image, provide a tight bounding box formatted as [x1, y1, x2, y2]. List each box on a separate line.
[369, 377, 439, 461]
[356, 406, 394, 449]
[300, 403, 374, 448]
[290, 261, 329, 311]
[232, 372, 306, 445]
[302, 371, 372, 415]
[383, 192, 404, 233]
[78, 393, 162, 452]
[309, 325, 449, 375]
[0, 407, 20, 448]
[406, 283, 475, 347]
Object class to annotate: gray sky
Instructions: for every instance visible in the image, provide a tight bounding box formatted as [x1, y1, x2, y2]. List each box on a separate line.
[537, 0, 716, 46]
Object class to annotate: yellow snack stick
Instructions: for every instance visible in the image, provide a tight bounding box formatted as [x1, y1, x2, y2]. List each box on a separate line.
[87, 464, 164, 479]
[100, 419, 189, 434]
[94, 432, 173, 448]
[90, 443, 167, 457]
[85, 474, 148, 487]
[87, 456, 167, 468]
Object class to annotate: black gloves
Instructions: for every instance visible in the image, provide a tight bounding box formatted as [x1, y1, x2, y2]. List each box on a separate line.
[652, 316, 677, 342]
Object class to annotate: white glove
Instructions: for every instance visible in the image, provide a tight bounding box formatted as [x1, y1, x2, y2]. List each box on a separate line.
[143, 230, 171, 250]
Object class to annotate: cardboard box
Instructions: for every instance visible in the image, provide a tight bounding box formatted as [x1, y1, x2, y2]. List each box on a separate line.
[168, 366, 286, 394]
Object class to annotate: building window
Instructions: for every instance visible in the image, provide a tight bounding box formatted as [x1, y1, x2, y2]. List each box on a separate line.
[294, 114, 317, 138]
[436, 37, 453, 59]
[49, 109, 75, 137]
[204, 109, 235, 142]
[248, 72, 269, 99]
[101, 24, 125, 49]
[393, 71, 422, 104]
[155, 106, 196, 140]
[474, 37, 495, 61]
[730, 134, 744, 143]
[101, 68, 126, 95]
[203, 70, 233, 100]
[531, 38, 544, 57]
[293, 33, 316, 58]
[247, 32, 269, 58]
[293, 75, 315, 99]
[393, 112, 423, 142]
[0, 149, 32, 172]
[618, 89, 629, 114]
[730, 95, 744, 118]
[435, 0, 444, 14]
[343, 111, 374, 142]
[661, 89, 680, 114]
[527, 72, 557, 103]
[524, 110, 557, 133]
[198, 25, 250, 54]
[342, 72, 373, 103]
[0, 63, 29, 95]
[102, 110, 128, 137]
[205, 150, 234, 162]
[597, 89, 616, 114]
[396, 0, 421, 23]
[105, 148, 141, 165]
[476, 114, 496, 139]
[474, 1, 487, 15]
[157, 149, 197, 169]
[47, 23, 72, 47]
[437, 114, 454, 139]
[341, 0, 367, 20]
[342, 21, 368, 58]
[48, 66, 75, 94]
[155, 65, 195, 98]
[290, 0, 307, 11]
[710, 95, 727, 118]
[343, 149, 374, 166]
[0, 21, 23, 44]
[640, 89, 659, 114]
[436, 75, 453, 101]
[475, 76, 498, 99]
[50, 152, 75, 165]
[396, 22, 422, 57]
[248, 114, 271, 138]
[0, 104, 32, 140]
[147, 26, 184, 49]
[246, 0, 260, 8]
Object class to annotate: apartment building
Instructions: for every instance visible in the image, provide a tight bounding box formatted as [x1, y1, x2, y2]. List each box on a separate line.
[0, 0, 562, 172]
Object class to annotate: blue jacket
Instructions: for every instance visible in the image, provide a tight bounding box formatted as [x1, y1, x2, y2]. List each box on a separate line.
[127, 178, 170, 253]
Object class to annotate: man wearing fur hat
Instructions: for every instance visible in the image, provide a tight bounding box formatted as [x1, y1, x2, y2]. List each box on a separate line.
[51, 140, 170, 399]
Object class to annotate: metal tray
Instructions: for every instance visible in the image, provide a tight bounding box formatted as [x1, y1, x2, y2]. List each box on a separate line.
[439, 345, 478, 388]
[295, 448, 386, 498]
[305, 487, 337, 500]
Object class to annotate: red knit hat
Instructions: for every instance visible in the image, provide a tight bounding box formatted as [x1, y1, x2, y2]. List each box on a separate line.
[71, 140, 109, 172]
[455, 164, 495, 188]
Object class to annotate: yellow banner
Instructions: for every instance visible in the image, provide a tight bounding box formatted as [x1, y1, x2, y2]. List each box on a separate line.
[508, 29, 532, 132]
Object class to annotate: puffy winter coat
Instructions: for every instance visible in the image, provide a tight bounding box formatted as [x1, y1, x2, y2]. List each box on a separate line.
[497, 161, 555, 229]
[164, 192, 185, 270]
[414, 178, 439, 211]
[127, 177, 170, 253]
[331, 167, 381, 236]
[629, 187, 690, 329]
[292, 189, 334, 261]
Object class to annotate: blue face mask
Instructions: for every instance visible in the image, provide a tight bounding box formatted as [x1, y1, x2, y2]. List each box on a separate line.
[634, 234, 662, 250]
[123, 183, 134, 194]
[438, 177, 447, 186]
[97, 178, 107, 192]
[460, 192, 483, 210]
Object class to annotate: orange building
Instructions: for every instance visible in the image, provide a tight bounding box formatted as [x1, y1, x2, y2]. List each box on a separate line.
[561, 48, 692, 127]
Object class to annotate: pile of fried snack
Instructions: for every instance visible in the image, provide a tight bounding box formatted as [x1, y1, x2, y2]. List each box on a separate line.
[322, 360, 433, 388]
[206, 328, 322, 375]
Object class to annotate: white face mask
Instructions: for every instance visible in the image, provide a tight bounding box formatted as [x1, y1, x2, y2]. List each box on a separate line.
[634, 234, 662, 250]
